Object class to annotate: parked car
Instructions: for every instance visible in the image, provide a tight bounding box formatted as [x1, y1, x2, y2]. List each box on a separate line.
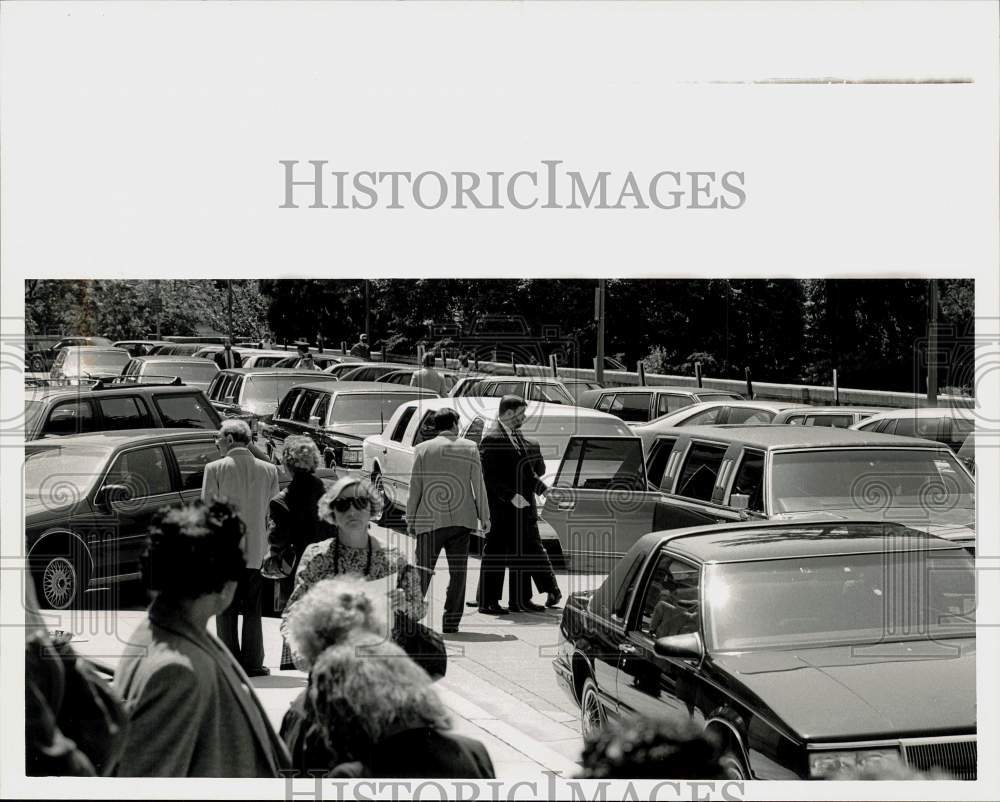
[338, 364, 442, 385]
[264, 381, 436, 470]
[112, 340, 173, 357]
[553, 519, 976, 779]
[232, 349, 293, 368]
[23, 381, 222, 440]
[580, 386, 745, 424]
[147, 343, 206, 357]
[559, 379, 604, 404]
[120, 356, 220, 391]
[52, 336, 113, 350]
[543, 425, 975, 572]
[633, 400, 801, 451]
[362, 397, 633, 549]
[449, 375, 575, 405]
[272, 353, 344, 370]
[50, 346, 132, 380]
[378, 368, 463, 389]
[771, 406, 882, 428]
[852, 407, 976, 455]
[205, 368, 341, 437]
[324, 360, 408, 378]
[957, 431, 975, 473]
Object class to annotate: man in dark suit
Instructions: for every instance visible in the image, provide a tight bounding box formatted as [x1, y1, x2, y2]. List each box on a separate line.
[478, 395, 548, 614]
[213, 338, 242, 370]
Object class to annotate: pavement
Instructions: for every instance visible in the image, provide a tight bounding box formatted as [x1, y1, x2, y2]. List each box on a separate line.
[43, 523, 606, 780]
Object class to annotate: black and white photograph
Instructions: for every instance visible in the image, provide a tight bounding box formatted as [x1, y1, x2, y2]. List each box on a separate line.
[2, 3, 998, 801]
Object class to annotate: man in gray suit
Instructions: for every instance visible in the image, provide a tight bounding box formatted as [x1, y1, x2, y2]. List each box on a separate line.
[407, 408, 490, 633]
[409, 352, 450, 395]
[202, 419, 279, 675]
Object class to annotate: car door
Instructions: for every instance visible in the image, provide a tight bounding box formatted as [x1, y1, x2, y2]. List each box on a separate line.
[379, 404, 424, 504]
[543, 436, 661, 574]
[386, 407, 437, 507]
[93, 444, 181, 578]
[654, 440, 746, 529]
[655, 393, 695, 418]
[616, 550, 705, 728]
[169, 438, 222, 502]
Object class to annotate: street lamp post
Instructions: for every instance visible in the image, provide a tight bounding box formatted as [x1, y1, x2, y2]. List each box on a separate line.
[595, 279, 606, 385]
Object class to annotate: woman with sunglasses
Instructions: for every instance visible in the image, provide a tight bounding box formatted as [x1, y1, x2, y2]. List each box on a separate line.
[280, 476, 427, 670]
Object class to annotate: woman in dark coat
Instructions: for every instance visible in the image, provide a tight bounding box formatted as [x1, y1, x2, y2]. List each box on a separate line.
[264, 435, 335, 670]
[310, 633, 494, 779]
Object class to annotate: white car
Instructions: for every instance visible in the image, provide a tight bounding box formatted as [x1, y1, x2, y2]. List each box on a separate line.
[632, 399, 800, 452]
[851, 406, 975, 454]
[448, 375, 575, 405]
[361, 397, 633, 535]
[770, 405, 882, 428]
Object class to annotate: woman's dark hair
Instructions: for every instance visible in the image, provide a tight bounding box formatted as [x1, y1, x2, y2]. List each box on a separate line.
[140, 499, 246, 598]
[578, 715, 726, 780]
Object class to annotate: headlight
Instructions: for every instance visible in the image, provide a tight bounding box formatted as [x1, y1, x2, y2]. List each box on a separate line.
[341, 445, 363, 466]
[809, 748, 901, 779]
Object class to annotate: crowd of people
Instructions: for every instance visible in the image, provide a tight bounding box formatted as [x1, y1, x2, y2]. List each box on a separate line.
[26, 393, 951, 780]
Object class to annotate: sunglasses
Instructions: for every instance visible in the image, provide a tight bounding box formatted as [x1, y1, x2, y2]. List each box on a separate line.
[332, 496, 369, 513]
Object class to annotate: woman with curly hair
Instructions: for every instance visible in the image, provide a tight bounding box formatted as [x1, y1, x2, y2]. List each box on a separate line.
[309, 633, 494, 778]
[113, 500, 290, 777]
[265, 435, 336, 670]
[279, 576, 387, 774]
[279, 476, 427, 671]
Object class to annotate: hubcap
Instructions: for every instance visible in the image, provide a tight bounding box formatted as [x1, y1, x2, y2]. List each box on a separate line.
[581, 688, 604, 739]
[42, 557, 76, 609]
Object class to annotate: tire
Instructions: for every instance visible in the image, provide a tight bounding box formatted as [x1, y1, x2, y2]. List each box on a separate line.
[324, 451, 335, 470]
[33, 549, 90, 610]
[718, 744, 750, 780]
[579, 677, 606, 740]
[371, 469, 394, 525]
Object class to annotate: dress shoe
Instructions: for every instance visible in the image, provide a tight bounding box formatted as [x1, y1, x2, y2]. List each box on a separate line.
[545, 590, 563, 608]
[279, 661, 297, 671]
[520, 601, 546, 612]
[245, 666, 270, 677]
[478, 604, 509, 615]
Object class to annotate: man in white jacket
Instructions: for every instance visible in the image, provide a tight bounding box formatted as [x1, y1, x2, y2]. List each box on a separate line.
[201, 419, 279, 675]
[406, 408, 490, 633]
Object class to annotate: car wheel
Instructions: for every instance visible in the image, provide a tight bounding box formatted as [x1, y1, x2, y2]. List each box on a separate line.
[29, 354, 47, 373]
[718, 744, 750, 780]
[580, 677, 606, 740]
[324, 451, 336, 470]
[372, 469, 394, 524]
[34, 552, 89, 610]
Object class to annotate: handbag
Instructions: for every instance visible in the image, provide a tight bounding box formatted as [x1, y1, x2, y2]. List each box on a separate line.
[391, 610, 447, 681]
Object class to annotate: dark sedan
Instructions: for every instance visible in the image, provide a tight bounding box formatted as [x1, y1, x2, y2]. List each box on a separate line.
[553, 520, 976, 780]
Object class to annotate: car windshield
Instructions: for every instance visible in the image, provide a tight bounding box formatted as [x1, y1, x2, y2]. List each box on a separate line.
[72, 351, 130, 373]
[704, 548, 975, 651]
[24, 444, 110, 499]
[521, 415, 633, 463]
[331, 393, 425, 423]
[770, 449, 975, 514]
[245, 376, 335, 409]
[146, 362, 217, 381]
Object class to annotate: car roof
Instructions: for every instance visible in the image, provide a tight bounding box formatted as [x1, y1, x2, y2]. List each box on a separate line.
[29, 428, 217, 448]
[639, 519, 966, 564]
[775, 405, 883, 415]
[30, 383, 208, 400]
[477, 375, 565, 384]
[59, 345, 129, 353]
[646, 424, 947, 450]
[857, 407, 976, 421]
[389, 396, 626, 421]
[132, 355, 213, 363]
[292, 380, 438, 394]
[214, 368, 340, 377]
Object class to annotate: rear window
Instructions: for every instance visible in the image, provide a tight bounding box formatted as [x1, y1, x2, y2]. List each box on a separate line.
[331, 393, 426, 423]
[43, 399, 97, 436]
[97, 396, 153, 430]
[153, 393, 221, 429]
[609, 392, 652, 422]
[145, 361, 218, 382]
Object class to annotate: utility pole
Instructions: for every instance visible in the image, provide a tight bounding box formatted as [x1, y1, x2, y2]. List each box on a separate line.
[595, 279, 606, 384]
[364, 279, 371, 345]
[927, 279, 938, 407]
[227, 279, 234, 340]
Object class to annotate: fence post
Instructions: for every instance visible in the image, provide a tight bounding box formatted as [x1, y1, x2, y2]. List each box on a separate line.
[695, 361, 703, 388]
[637, 361, 646, 386]
[549, 353, 559, 378]
[833, 368, 840, 406]
[340, 341, 347, 356]
[511, 355, 518, 376]
[317, 335, 324, 354]
[745, 367, 754, 400]
[417, 345, 425, 364]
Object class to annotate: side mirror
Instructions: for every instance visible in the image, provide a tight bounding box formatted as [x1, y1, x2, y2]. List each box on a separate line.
[96, 483, 131, 509]
[654, 632, 704, 661]
[730, 493, 750, 511]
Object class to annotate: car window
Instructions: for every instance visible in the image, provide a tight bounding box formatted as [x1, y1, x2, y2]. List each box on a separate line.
[646, 437, 678, 490]
[729, 449, 765, 512]
[43, 400, 97, 436]
[727, 406, 775, 424]
[464, 417, 486, 445]
[170, 440, 218, 490]
[609, 392, 652, 422]
[949, 417, 974, 451]
[635, 552, 700, 639]
[561, 437, 646, 491]
[785, 414, 806, 425]
[595, 393, 614, 412]
[657, 394, 693, 417]
[104, 446, 172, 497]
[153, 393, 220, 429]
[412, 411, 438, 446]
[390, 407, 417, 442]
[332, 393, 426, 424]
[679, 406, 723, 426]
[855, 419, 881, 433]
[486, 381, 522, 398]
[276, 389, 301, 420]
[675, 441, 728, 500]
[807, 414, 854, 428]
[529, 383, 572, 404]
[292, 390, 322, 423]
[313, 393, 331, 424]
[97, 396, 153, 430]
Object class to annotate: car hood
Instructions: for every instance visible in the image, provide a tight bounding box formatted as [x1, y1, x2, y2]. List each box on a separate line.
[771, 506, 975, 537]
[714, 640, 976, 741]
[25, 495, 85, 524]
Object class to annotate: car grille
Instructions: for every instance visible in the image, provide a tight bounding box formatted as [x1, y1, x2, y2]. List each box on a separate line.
[902, 738, 976, 779]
